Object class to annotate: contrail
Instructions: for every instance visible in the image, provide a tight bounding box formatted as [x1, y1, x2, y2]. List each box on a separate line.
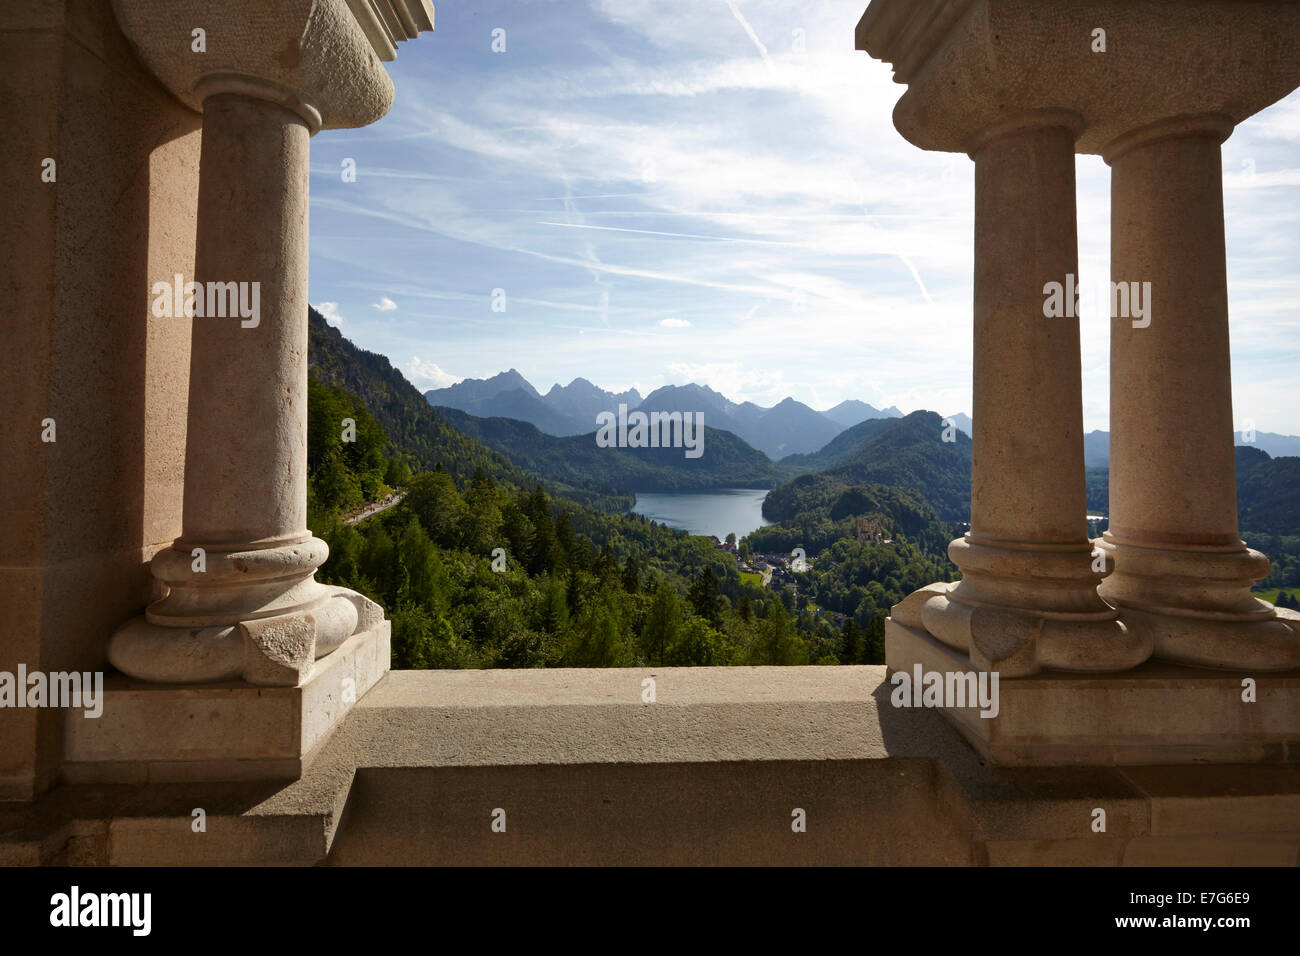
[897, 253, 935, 306]
[536, 220, 797, 245]
[725, 0, 776, 75]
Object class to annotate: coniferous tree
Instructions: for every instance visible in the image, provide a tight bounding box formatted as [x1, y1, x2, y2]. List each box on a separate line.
[405, 471, 467, 550]
[641, 581, 682, 665]
[751, 599, 808, 665]
[863, 614, 886, 665]
[538, 574, 570, 637]
[841, 618, 863, 664]
[688, 566, 722, 627]
[621, 555, 641, 594]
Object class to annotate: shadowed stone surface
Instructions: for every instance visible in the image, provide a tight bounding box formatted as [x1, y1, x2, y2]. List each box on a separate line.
[4, 669, 1296, 865]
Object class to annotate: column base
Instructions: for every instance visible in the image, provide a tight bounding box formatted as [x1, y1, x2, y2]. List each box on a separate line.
[912, 535, 1154, 675]
[899, 581, 1151, 677]
[108, 538, 384, 685]
[65, 621, 390, 785]
[109, 587, 381, 686]
[886, 616, 1300, 766]
[1098, 533, 1300, 671]
[1113, 607, 1300, 673]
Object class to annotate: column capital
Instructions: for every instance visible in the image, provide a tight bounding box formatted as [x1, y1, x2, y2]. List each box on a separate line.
[1100, 112, 1234, 165]
[963, 108, 1083, 157]
[110, 0, 435, 132]
[857, 0, 1300, 155]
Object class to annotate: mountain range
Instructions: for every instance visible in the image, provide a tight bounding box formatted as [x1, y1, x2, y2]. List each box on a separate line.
[308, 309, 627, 511]
[437, 406, 788, 493]
[1082, 429, 1300, 467]
[425, 371, 927, 458]
[309, 305, 1300, 541]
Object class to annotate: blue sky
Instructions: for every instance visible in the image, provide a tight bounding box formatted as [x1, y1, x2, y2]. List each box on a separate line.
[307, 0, 1300, 434]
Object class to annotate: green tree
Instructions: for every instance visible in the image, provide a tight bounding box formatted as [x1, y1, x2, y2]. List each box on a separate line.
[383, 455, 413, 488]
[460, 468, 504, 557]
[522, 487, 564, 575]
[594, 544, 619, 583]
[564, 592, 629, 666]
[397, 516, 444, 611]
[840, 618, 863, 664]
[641, 581, 682, 665]
[751, 600, 809, 665]
[537, 574, 570, 637]
[666, 617, 728, 666]
[404, 471, 467, 550]
[391, 605, 468, 669]
[688, 566, 722, 627]
[621, 555, 641, 594]
[862, 614, 886, 665]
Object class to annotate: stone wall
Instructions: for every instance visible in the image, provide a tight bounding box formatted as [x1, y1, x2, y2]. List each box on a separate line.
[0, 0, 199, 800]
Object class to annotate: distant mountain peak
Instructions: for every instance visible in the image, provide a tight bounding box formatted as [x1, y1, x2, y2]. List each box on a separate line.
[492, 369, 539, 396]
[425, 368, 539, 404]
[430, 368, 921, 460]
[821, 399, 905, 429]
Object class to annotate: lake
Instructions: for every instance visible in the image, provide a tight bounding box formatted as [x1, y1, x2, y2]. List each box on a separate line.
[631, 488, 772, 540]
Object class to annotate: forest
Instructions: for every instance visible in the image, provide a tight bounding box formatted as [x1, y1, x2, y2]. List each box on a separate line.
[306, 376, 898, 669]
[303, 308, 1299, 676]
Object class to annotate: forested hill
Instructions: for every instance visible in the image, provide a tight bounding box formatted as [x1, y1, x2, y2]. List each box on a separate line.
[306, 306, 628, 510]
[778, 416, 910, 471]
[436, 406, 792, 493]
[765, 410, 973, 523]
[1236, 446, 1300, 534]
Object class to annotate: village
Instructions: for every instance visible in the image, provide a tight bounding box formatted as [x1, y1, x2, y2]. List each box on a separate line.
[708, 515, 897, 629]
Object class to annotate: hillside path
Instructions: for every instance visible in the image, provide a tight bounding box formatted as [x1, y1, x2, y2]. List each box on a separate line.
[344, 492, 406, 526]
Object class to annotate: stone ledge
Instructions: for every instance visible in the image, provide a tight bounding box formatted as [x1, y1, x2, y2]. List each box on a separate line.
[887, 618, 1300, 766]
[5, 666, 1298, 865]
[62, 623, 390, 784]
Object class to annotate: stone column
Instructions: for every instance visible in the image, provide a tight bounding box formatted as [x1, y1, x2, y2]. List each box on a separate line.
[920, 112, 1150, 676]
[1099, 115, 1300, 671]
[108, 84, 377, 685]
[181, 92, 313, 556]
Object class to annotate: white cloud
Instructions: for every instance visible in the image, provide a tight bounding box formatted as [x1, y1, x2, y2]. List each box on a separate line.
[372, 295, 398, 311]
[404, 356, 461, 389]
[303, 1, 1300, 433]
[665, 360, 789, 405]
[316, 302, 344, 327]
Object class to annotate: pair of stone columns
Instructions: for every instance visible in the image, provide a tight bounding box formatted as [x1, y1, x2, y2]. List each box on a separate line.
[919, 109, 1299, 675]
[106, 1, 431, 685]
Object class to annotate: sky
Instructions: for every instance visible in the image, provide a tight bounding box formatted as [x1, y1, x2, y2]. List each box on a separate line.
[306, 0, 1300, 434]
